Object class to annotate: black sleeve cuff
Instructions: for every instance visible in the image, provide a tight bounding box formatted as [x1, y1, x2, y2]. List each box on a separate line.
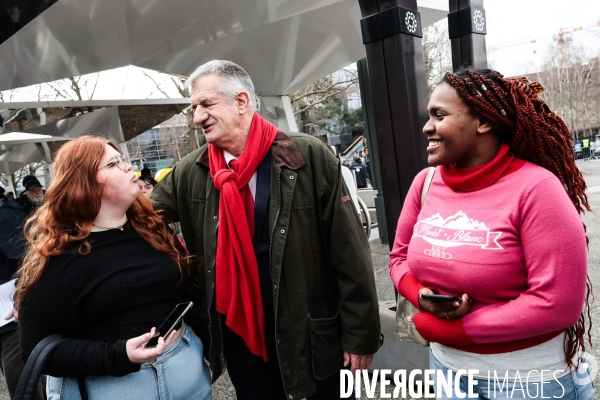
[109, 339, 141, 377]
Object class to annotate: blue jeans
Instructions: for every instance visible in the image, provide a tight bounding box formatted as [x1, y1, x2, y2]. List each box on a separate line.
[430, 350, 594, 400]
[47, 324, 212, 400]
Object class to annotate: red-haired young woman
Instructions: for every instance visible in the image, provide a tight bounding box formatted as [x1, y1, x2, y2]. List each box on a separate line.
[390, 69, 594, 399]
[16, 136, 212, 400]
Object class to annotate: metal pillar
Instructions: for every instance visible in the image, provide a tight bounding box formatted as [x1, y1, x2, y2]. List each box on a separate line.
[39, 142, 54, 187]
[448, 0, 488, 71]
[356, 58, 388, 244]
[358, 0, 430, 249]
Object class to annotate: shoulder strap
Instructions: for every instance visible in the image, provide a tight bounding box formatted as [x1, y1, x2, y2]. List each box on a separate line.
[420, 167, 437, 208]
[15, 334, 90, 400]
[14, 334, 65, 400]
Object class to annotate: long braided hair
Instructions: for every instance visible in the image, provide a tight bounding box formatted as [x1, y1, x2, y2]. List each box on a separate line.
[443, 68, 592, 367]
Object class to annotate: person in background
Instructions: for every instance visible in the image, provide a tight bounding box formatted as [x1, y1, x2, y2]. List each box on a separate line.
[17, 135, 212, 400]
[350, 157, 369, 188]
[16, 175, 44, 217]
[137, 175, 157, 197]
[363, 146, 371, 184]
[0, 186, 44, 400]
[6, 192, 14, 200]
[390, 68, 593, 399]
[328, 146, 361, 218]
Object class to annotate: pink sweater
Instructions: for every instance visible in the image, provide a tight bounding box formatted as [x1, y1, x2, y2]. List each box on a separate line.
[389, 162, 587, 353]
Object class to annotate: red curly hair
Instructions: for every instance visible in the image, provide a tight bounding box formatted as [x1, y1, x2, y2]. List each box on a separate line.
[16, 135, 191, 310]
[443, 68, 593, 368]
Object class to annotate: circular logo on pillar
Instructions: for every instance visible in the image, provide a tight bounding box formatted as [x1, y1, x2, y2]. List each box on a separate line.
[473, 10, 485, 32]
[405, 11, 418, 34]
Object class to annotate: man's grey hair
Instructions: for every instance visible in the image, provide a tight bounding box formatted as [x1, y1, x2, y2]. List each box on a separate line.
[186, 60, 257, 111]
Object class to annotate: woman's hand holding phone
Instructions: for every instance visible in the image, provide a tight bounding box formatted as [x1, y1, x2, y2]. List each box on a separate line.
[126, 327, 179, 364]
[416, 288, 472, 320]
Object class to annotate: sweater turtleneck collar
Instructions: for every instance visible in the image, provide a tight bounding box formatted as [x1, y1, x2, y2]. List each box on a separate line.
[439, 143, 526, 192]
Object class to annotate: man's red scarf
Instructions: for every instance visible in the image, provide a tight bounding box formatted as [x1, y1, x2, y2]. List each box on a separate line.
[209, 113, 278, 361]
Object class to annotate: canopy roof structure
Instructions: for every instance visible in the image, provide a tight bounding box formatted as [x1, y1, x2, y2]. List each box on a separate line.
[1, 98, 190, 142]
[0, 131, 72, 147]
[0, 100, 189, 176]
[0, 131, 72, 176]
[0, 0, 448, 95]
[0, 0, 448, 189]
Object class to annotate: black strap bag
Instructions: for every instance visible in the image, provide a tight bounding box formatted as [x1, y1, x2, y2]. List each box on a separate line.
[14, 334, 89, 400]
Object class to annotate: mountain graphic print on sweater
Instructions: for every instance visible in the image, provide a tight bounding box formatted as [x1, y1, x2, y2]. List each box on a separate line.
[414, 211, 503, 257]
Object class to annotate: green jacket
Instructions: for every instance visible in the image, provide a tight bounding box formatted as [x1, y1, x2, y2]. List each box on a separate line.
[152, 131, 381, 399]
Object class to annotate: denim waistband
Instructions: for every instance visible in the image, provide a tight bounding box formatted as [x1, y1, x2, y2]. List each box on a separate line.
[146, 323, 194, 366]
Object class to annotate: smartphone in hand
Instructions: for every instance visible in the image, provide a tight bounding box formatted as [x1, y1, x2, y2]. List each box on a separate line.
[144, 301, 194, 349]
[420, 294, 462, 304]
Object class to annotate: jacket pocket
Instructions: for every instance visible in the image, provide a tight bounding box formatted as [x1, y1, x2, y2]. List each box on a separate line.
[308, 311, 344, 380]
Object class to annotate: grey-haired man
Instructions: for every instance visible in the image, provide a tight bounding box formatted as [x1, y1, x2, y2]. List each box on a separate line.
[152, 60, 381, 400]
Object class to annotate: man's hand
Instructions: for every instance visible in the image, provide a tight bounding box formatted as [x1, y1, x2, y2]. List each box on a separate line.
[5, 308, 18, 323]
[343, 351, 374, 374]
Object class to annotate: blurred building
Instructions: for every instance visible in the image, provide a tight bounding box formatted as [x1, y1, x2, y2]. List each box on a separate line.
[126, 113, 191, 174]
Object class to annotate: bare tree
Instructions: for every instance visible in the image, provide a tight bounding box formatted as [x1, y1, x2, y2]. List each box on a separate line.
[142, 73, 201, 151]
[422, 19, 452, 94]
[159, 113, 190, 164]
[288, 68, 361, 139]
[1, 73, 101, 190]
[533, 41, 600, 141]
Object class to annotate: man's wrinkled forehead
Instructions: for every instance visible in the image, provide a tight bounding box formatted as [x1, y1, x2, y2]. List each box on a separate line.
[190, 75, 226, 103]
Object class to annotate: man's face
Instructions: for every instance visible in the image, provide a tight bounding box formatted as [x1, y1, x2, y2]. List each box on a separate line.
[26, 186, 44, 203]
[190, 74, 244, 150]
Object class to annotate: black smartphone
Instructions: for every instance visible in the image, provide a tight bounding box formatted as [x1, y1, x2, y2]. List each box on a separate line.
[421, 294, 462, 303]
[144, 301, 194, 349]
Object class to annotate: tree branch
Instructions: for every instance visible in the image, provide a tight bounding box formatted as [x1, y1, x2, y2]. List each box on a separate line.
[293, 81, 357, 116]
[143, 72, 171, 98]
[290, 78, 357, 104]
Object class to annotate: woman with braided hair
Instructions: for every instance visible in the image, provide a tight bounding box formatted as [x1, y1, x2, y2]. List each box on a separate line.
[390, 68, 594, 399]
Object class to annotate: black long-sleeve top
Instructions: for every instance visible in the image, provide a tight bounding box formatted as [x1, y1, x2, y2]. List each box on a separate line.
[19, 223, 192, 377]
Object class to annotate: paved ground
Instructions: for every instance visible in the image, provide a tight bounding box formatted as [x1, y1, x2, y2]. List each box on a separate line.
[3, 159, 600, 399]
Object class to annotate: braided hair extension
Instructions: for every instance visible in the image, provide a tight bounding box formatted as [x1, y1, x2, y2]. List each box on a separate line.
[443, 68, 593, 368]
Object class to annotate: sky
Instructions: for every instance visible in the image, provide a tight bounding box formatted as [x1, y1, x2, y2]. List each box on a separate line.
[1, 0, 599, 102]
[485, 0, 600, 45]
[484, 0, 600, 75]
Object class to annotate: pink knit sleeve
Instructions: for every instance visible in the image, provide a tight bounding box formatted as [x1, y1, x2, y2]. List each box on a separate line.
[415, 176, 588, 346]
[389, 169, 431, 309]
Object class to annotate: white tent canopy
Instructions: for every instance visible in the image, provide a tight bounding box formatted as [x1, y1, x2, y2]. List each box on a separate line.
[0, 0, 448, 95]
[0, 132, 73, 147]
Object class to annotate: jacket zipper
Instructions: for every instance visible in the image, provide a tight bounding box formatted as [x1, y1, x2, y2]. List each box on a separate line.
[270, 170, 282, 363]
